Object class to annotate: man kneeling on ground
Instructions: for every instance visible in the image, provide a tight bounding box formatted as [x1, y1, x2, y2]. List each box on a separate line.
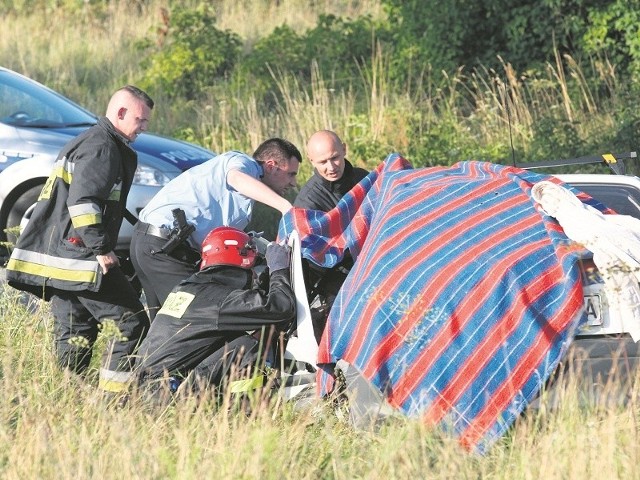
[135, 226, 296, 402]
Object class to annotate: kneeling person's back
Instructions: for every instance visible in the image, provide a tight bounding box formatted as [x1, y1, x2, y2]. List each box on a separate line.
[136, 227, 295, 396]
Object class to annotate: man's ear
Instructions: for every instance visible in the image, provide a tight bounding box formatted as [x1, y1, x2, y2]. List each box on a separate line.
[263, 158, 277, 171]
[117, 107, 127, 120]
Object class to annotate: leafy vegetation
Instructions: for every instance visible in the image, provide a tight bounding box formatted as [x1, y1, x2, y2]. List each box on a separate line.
[138, 4, 242, 100]
[2, 0, 639, 173]
[1, 1, 640, 476]
[0, 286, 638, 479]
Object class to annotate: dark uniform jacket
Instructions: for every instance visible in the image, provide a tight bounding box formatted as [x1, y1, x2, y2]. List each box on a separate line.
[293, 159, 369, 299]
[136, 265, 296, 379]
[6, 117, 136, 298]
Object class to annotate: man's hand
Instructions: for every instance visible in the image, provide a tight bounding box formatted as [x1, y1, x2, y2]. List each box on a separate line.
[96, 251, 120, 274]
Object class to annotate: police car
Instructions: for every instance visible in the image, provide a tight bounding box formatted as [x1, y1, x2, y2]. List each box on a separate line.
[0, 66, 216, 257]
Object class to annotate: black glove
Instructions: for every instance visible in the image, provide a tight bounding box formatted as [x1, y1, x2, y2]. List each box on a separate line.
[266, 242, 291, 272]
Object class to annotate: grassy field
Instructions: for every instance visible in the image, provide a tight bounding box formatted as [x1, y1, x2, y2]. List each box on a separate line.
[0, 0, 387, 170]
[1, 0, 630, 175]
[1, 1, 640, 477]
[0, 287, 639, 479]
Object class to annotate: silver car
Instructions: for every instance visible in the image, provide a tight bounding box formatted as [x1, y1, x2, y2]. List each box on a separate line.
[0, 66, 215, 255]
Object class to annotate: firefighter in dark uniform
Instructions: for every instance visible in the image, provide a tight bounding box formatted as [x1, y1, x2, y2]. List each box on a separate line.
[6, 86, 153, 394]
[136, 226, 296, 399]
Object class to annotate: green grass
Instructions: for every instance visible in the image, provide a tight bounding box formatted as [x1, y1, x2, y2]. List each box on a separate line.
[0, 288, 638, 479]
[1, 2, 640, 476]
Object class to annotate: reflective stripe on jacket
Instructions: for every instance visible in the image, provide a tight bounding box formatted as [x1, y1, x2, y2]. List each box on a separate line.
[6, 117, 136, 299]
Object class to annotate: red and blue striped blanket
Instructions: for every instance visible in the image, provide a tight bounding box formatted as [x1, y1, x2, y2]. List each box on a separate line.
[279, 153, 603, 453]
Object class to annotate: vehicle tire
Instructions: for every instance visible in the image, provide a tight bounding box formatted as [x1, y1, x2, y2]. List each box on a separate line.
[5, 184, 43, 246]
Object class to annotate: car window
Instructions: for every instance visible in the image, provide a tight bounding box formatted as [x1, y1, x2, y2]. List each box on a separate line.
[0, 83, 64, 124]
[0, 71, 96, 127]
[568, 182, 640, 220]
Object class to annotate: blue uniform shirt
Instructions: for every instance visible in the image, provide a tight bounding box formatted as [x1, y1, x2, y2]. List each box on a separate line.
[139, 151, 263, 249]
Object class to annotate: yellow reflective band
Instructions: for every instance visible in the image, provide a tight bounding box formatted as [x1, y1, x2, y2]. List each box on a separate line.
[58, 164, 73, 183]
[98, 378, 130, 393]
[229, 375, 264, 393]
[39, 159, 74, 200]
[158, 291, 196, 318]
[602, 153, 616, 164]
[7, 258, 98, 284]
[39, 175, 55, 200]
[69, 202, 101, 216]
[48, 164, 74, 184]
[69, 203, 101, 228]
[71, 213, 102, 229]
[99, 368, 133, 392]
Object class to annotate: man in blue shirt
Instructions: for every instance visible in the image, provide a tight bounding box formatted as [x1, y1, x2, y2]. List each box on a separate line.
[130, 137, 301, 319]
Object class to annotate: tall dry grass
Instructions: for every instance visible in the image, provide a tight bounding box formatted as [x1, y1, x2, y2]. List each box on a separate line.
[459, 52, 621, 158]
[214, 0, 385, 44]
[0, 288, 639, 479]
[0, 0, 384, 119]
[0, 0, 626, 172]
[1, 4, 639, 474]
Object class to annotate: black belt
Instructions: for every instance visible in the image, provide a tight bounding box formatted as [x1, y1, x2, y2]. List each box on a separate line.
[136, 221, 171, 240]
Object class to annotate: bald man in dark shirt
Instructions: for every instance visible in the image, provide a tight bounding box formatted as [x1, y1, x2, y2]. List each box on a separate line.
[294, 130, 368, 341]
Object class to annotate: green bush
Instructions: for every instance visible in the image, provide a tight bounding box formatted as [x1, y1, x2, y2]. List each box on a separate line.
[404, 115, 470, 167]
[583, 0, 640, 78]
[381, 0, 618, 82]
[303, 15, 385, 84]
[237, 25, 307, 100]
[611, 112, 640, 154]
[238, 14, 386, 105]
[527, 116, 586, 161]
[139, 4, 242, 100]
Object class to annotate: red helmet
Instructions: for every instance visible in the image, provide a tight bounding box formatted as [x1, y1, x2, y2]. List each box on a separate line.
[200, 227, 258, 270]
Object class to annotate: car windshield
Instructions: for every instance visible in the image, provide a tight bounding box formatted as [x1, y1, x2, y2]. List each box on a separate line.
[0, 70, 97, 128]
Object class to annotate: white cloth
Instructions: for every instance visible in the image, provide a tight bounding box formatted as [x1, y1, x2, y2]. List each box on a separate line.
[283, 230, 319, 366]
[531, 180, 640, 341]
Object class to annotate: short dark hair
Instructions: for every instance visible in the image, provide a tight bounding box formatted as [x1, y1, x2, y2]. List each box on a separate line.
[253, 138, 302, 166]
[121, 85, 155, 109]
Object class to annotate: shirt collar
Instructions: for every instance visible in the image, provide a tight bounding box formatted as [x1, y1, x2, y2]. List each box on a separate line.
[99, 116, 132, 145]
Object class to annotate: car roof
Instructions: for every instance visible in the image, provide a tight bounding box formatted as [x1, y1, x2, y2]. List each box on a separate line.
[556, 173, 640, 186]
